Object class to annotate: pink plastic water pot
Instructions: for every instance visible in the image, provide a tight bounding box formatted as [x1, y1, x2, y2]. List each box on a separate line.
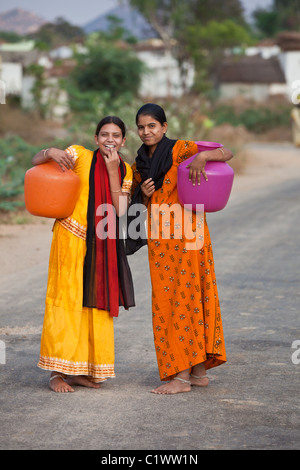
[177, 141, 234, 212]
[24, 161, 81, 219]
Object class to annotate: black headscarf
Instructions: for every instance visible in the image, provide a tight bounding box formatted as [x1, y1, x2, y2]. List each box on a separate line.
[125, 135, 177, 255]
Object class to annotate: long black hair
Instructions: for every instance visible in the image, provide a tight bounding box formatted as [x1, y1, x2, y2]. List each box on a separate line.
[95, 115, 126, 138]
[135, 103, 167, 126]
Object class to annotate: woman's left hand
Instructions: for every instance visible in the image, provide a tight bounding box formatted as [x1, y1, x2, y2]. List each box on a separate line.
[103, 147, 120, 174]
[187, 152, 208, 185]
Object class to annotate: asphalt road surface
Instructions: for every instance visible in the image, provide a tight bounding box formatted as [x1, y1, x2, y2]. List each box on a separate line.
[0, 161, 299, 451]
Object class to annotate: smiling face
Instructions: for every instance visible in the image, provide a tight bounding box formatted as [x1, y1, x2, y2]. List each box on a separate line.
[137, 114, 168, 156]
[95, 122, 126, 155]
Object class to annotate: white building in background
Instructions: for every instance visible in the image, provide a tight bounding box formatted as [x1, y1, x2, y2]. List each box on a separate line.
[0, 41, 31, 97]
[0, 62, 22, 95]
[279, 50, 300, 101]
[218, 32, 300, 102]
[277, 32, 300, 94]
[0, 40, 45, 99]
[245, 40, 281, 60]
[21, 75, 35, 108]
[135, 39, 195, 98]
[218, 54, 287, 102]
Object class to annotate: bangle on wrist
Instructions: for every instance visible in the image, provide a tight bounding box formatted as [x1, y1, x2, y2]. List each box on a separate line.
[111, 188, 122, 193]
[218, 147, 225, 156]
[43, 148, 49, 159]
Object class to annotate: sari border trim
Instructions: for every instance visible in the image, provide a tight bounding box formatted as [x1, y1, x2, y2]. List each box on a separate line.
[38, 355, 115, 379]
[57, 217, 87, 240]
[121, 180, 132, 193]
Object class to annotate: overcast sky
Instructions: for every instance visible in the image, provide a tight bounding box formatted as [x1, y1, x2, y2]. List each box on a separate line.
[0, 0, 274, 26]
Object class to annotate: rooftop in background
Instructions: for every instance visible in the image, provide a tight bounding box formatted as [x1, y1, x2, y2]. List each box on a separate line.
[276, 31, 300, 51]
[0, 40, 35, 52]
[219, 55, 286, 84]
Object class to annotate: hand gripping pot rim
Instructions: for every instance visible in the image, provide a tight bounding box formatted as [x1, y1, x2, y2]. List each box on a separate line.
[177, 141, 234, 213]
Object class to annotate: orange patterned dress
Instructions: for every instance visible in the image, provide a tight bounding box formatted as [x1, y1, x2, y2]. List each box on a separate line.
[131, 140, 226, 381]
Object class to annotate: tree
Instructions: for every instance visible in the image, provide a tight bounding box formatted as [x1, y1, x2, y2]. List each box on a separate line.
[99, 15, 138, 43]
[0, 31, 22, 42]
[252, 9, 280, 38]
[70, 23, 145, 106]
[28, 17, 85, 49]
[25, 64, 46, 117]
[72, 41, 144, 98]
[252, 0, 300, 38]
[128, 0, 254, 93]
[129, 0, 247, 37]
[186, 19, 254, 91]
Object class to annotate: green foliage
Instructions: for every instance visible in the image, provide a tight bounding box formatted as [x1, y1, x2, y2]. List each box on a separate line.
[0, 155, 25, 212]
[98, 15, 138, 43]
[63, 88, 143, 161]
[129, 0, 255, 93]
[130, 0, 246, 30]
[71, 39, 145, 99]
[252, 0, 300, 38]
[0, 30, 22, 42]
[25, 64, 46, 117]
[28, 17, 85, 49]
[0, 135, 70, 212]
[63, 29, 146, 137]
[187, 19, 254, 50]
[252, 10, 280, 38]
[208, 103, 291, 133]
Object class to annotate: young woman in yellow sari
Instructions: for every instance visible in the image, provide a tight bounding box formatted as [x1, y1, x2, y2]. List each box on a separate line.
[127, 104, 233, 394]
[33, 116, 135, 392]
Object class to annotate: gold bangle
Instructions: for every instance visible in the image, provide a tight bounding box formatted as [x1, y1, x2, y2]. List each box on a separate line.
[111, 188, 122, 193]
[218, 147, 225, 156]
[43, 148, 49, 159]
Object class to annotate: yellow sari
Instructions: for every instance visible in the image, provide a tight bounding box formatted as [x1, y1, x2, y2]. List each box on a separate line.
[38, 146, 133, 381]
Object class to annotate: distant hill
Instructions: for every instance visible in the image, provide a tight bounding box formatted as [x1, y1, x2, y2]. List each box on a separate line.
[0, 8, 46, 35]
[83, 3, 158, 40]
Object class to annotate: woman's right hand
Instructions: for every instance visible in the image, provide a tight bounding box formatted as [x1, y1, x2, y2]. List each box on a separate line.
[32, 148, 75, 171]
[47, 148, 75, 171]
[141, 178, 155, 198]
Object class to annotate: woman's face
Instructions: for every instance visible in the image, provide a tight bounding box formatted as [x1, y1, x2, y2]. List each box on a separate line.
[137, 114, 168, 154]
[95, 123, 126, 155]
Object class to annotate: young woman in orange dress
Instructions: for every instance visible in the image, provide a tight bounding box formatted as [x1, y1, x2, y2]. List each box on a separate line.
[32, 116, 135, 392]
[127, 103, 233, 394]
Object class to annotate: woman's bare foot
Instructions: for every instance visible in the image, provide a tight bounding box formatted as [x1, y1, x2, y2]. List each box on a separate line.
[190, 363, 209, 387]
[151, 376, 191, 395]
[190, 375, 209, 387]
[49, 373, 74, 393]
[65, 375, 101, 389]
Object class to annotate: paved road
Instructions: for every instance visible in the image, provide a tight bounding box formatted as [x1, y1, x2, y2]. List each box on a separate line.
[0, 171, 299, 451]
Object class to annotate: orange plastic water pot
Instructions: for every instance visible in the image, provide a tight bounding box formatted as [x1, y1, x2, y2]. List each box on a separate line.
[24, 161, 81, 219]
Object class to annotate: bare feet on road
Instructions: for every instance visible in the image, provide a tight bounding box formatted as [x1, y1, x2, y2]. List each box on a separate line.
[49, 372, 101, 393]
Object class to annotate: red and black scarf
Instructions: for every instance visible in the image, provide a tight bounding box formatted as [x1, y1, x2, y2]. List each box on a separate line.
[83, 149, 135, 317]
